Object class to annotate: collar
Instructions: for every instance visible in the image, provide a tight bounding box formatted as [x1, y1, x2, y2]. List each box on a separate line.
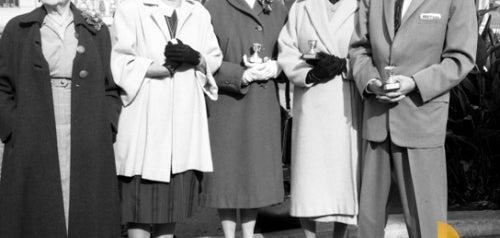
[19, 3, 98, 34]
[142, 0, 195, 6]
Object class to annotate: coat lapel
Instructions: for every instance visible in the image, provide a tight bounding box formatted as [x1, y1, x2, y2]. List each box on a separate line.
[226, 0, 263, 26]
[175, 0, 194, 36]
[304, 0, 334, 54]
[383, 0, 396, 40]
[143, 0, 174, 40]
[401, 0, 425, 24]
[328, 0, 357, 46]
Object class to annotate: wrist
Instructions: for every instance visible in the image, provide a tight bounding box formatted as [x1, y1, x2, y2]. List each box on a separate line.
[411, 76, 419, 93]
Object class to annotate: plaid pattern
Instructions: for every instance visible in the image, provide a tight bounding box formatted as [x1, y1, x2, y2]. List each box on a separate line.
[51, 78, 71, 232]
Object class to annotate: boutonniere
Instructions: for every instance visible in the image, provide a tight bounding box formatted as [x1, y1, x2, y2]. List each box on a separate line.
[258, 0, 274, 14]
[81, 9, 104, 31]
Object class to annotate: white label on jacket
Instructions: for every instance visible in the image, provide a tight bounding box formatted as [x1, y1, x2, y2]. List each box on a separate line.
[420, 13, 442, 21]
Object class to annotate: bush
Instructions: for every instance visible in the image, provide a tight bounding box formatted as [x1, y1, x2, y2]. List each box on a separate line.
[446, 8, 500, 210]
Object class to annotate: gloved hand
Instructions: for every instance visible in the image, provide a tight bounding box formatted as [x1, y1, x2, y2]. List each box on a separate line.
[163, 41, 180, 74]
[306, 52, 346, 84]
[164, 39, 201, 66]
[242, 55, 280, 81]
[242, 68, 260, 86]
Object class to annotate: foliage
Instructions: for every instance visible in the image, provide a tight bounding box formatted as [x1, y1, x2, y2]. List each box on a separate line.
[446, 8, 500, 210]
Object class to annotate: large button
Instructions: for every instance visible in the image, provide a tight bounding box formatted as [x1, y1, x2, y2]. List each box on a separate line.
[255, 25, 263, 32]
[76, 45, 85, 54]
[79, 70, 88, 78]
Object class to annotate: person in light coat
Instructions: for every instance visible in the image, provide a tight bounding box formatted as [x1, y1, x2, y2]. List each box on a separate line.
[111, 0, 222, 237]
[278, 0, 361, 237]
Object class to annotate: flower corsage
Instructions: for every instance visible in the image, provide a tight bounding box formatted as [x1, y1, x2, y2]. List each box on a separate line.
[81, 9, 104, 31]
[258, 0, 274, 14]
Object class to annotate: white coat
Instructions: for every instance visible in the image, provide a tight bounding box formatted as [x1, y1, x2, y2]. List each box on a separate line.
[111, 0, 222, 183]
[278, 0, 360, 224]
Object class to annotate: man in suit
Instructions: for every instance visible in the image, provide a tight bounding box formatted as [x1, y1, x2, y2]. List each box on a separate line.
[349, 0, 477, 237]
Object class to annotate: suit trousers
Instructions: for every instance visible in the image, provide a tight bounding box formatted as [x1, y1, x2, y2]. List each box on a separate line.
[357, 139, 447, 238]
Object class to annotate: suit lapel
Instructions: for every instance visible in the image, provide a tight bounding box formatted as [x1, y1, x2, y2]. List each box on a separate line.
[227, 0, 263, 26]
[305, 0, 334, 54]
[383, 0, 396, 40]
[401, 0, 425, 24]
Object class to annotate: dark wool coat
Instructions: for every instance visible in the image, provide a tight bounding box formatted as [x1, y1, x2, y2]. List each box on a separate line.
[0, 5, 121, 238]
[199, 0, 286, 208]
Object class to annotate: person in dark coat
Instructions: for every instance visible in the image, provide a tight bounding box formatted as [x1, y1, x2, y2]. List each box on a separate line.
[0, 0, 122, 236]
[200, 0, 287, 237]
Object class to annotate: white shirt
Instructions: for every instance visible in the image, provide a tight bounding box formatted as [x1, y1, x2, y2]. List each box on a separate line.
[245, 0, 256, 8]
[401, 0, 412, 18]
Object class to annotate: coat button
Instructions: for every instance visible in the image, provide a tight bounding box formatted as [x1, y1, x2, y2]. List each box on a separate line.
[76, 45, 85, 54]
[79, 70, 88, 78]
[256, 25, 263, 32]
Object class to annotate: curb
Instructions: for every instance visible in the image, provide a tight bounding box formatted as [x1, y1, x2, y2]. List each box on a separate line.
[198, 210, 500, 238]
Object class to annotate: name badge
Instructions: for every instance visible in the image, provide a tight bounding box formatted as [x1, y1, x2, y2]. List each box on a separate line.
[420, 13, 442, 21]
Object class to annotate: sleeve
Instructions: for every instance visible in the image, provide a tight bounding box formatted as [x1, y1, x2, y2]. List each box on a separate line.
[0, 21, 17, 143]
[277, 2, 314, 88]
[204, 1, 249, 95]
[195, 8, 222, 101]
[411, 0, 477, 103]
[98, 25, 122, 142]
[111, 1, 154, 107]
[348, 0, 381, 97]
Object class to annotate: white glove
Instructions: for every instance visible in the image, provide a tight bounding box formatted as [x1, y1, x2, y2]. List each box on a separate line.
[253, 60, 281, 80]
[242, 55, 281, 83]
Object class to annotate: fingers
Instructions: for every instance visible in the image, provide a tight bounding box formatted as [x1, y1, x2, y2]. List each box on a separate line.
[243, 54, 266, 69]
[376, 95, 405, 103]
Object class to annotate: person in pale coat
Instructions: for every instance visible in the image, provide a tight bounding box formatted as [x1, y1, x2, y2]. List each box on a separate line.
[111, 0, 222, 237]
[278, 0, 361, 237]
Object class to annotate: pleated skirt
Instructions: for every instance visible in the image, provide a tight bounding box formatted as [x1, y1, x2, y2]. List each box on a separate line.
[119, 171, 200, 224]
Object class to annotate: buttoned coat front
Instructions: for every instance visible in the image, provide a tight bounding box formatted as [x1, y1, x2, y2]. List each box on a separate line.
[349, 0, 477, 148]
[111, 0, 222, 183]
[0, 6, 122, 238]
[278, 0, 360, 223]
[199, 0, 286, 208]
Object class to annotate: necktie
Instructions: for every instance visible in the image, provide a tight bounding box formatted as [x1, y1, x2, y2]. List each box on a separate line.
[165, 10, 178, 39]
[394, 0, 404, 33]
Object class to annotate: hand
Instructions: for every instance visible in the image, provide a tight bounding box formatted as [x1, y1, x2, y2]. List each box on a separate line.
[392, 75, 417, 96]
[306, 52, 346, 84]
[164, 39, 201, 66]
[248, 60, 280, 81]
[163, 41, 181, 73]
[243, 54, 269, 68]
[367, 79, 405, 103]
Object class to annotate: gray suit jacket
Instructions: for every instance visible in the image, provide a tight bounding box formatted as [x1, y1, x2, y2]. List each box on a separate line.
[349, 0, 477, 148]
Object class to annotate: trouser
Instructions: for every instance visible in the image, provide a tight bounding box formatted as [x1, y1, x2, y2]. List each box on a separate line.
[357, 139, 447, 238]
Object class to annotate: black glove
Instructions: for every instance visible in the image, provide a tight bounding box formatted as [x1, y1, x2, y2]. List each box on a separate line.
[164, 39, 201, 66]
[163, 41, 181, 74]
[306, 52, 346, 84]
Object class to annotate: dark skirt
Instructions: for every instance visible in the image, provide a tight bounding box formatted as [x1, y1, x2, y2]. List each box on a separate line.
[119, 171, 201, 224]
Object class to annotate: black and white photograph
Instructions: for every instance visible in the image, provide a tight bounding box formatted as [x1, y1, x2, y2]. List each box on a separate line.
[0, 0, 499, 237]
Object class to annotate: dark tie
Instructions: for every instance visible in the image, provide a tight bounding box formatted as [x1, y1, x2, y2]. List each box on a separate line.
[394, 0, 404, 33]
[165, 10, 178, 39]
